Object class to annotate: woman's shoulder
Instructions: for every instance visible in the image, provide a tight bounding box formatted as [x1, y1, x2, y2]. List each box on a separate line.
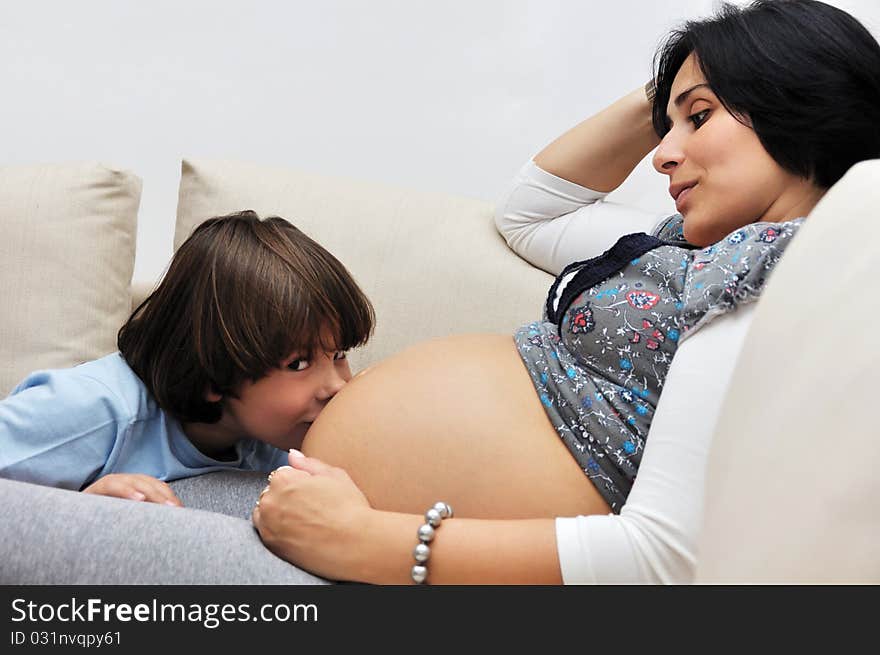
[687, 218, 805, 271]
[677, 218, 805, 339]
[654, 215, 805, 251]
[712, 217, 805, 248]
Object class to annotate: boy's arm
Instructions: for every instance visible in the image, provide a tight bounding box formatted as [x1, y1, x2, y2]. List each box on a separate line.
[0, 372, 121, 489]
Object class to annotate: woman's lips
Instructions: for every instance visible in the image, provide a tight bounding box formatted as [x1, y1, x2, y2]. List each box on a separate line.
[675, 185, 695, 212]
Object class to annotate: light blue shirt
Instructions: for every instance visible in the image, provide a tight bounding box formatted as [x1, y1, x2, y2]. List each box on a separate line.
[0, 353, 289, 490]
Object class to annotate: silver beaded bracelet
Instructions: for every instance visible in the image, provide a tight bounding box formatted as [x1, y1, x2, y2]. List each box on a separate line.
[411, 501, 454, 584]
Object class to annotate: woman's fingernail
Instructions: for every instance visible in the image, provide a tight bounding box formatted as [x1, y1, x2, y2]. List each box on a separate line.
[289, 448, 305, 458]
[164, 500, 178, 506]
[130, 492, 146, 501]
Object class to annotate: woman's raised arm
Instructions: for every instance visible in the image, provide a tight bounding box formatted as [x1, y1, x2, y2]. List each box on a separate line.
[534, 84, 659, 192]
[495, 84, 667, 275]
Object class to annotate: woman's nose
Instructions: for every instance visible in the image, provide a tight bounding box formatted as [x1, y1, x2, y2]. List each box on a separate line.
[652, 130, 684, 175]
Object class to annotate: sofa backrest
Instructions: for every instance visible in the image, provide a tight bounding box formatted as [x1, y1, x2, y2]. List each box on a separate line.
[696, 159, 880, 583]
[175, 159, 553, 373]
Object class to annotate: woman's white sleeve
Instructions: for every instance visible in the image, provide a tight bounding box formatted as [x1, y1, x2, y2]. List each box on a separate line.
[555, 302, 757, 584]
[494, 160, 667, 276]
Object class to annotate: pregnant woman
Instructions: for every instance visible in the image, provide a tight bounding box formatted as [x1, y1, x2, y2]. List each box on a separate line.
[253, 0, 880, 584]
[2, 0, 877, 587]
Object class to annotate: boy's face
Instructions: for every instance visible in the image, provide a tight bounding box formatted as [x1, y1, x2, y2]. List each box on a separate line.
[222, 348, 352, 451]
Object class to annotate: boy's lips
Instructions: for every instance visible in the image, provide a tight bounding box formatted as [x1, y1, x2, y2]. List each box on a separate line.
[292, 419, 315, 432]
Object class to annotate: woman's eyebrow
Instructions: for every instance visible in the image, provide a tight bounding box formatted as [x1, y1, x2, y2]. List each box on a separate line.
[673, 83, 711, 108]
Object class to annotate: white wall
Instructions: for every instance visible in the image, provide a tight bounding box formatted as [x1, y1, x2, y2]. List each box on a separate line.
[2, 0, 878, 286]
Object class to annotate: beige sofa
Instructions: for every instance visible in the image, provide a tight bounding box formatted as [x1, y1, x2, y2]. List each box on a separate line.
[0, 157, 877, 583]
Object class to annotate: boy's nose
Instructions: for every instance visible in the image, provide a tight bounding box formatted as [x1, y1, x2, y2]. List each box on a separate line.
[318, 363, 348, 401]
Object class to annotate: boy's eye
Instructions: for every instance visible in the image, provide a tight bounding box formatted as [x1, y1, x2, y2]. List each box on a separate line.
[334, 351, 347, 361]
[689, 109, 710, 128]
[287, 359, 311, 372]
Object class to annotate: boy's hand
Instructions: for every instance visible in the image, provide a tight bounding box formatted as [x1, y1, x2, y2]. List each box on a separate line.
[82, 473, 183, 506]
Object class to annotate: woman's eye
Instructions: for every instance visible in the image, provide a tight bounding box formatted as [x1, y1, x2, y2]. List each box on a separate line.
[689, 109, 710, 128]
[287, 359, 311, 372]
[333, 351, 347, 361]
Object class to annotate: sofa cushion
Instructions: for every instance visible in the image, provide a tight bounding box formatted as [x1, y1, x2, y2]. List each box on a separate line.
[175, 159, 552, 372]
[0, 163, 141, 397]
[696, 159, 880, 583]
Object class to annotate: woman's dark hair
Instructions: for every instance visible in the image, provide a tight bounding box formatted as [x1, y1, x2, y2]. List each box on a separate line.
[652, 0, 880, 188]
[118, 210, 375, 424]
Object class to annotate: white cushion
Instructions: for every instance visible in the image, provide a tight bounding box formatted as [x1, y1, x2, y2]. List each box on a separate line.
[0, 163, 141, 396]
[696, 160, 880, 583]
[175, 159, 552, 372]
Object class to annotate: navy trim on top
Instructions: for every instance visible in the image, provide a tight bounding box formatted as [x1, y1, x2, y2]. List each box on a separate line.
[544, 233, 666, 325]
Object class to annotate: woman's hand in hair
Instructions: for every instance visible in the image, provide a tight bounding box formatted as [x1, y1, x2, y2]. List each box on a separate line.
[252, 452, 374, 581]
[533, 84, 659, 193]
[82, 473, 183, 506]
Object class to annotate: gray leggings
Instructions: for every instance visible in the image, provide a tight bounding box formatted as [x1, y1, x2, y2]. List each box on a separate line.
[0, 473, 329, 585]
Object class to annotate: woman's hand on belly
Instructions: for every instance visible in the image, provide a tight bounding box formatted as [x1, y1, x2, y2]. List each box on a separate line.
[252, 451, 565, 584]
[252, 452, 374, 581]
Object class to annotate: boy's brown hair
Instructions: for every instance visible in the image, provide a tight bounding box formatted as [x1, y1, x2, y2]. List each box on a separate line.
[118, 210, 375, 423]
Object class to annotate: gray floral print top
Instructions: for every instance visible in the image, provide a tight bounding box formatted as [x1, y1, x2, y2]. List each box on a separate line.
[514, 214, 802, 511]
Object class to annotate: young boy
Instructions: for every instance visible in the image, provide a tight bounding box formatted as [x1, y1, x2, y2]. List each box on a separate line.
[0, 211, 374, 505]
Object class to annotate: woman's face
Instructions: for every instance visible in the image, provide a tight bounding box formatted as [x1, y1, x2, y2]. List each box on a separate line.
[652, 53, 821, 246]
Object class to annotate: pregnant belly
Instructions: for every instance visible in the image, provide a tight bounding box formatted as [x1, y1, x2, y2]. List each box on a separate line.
[302, 334, 610, 519]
